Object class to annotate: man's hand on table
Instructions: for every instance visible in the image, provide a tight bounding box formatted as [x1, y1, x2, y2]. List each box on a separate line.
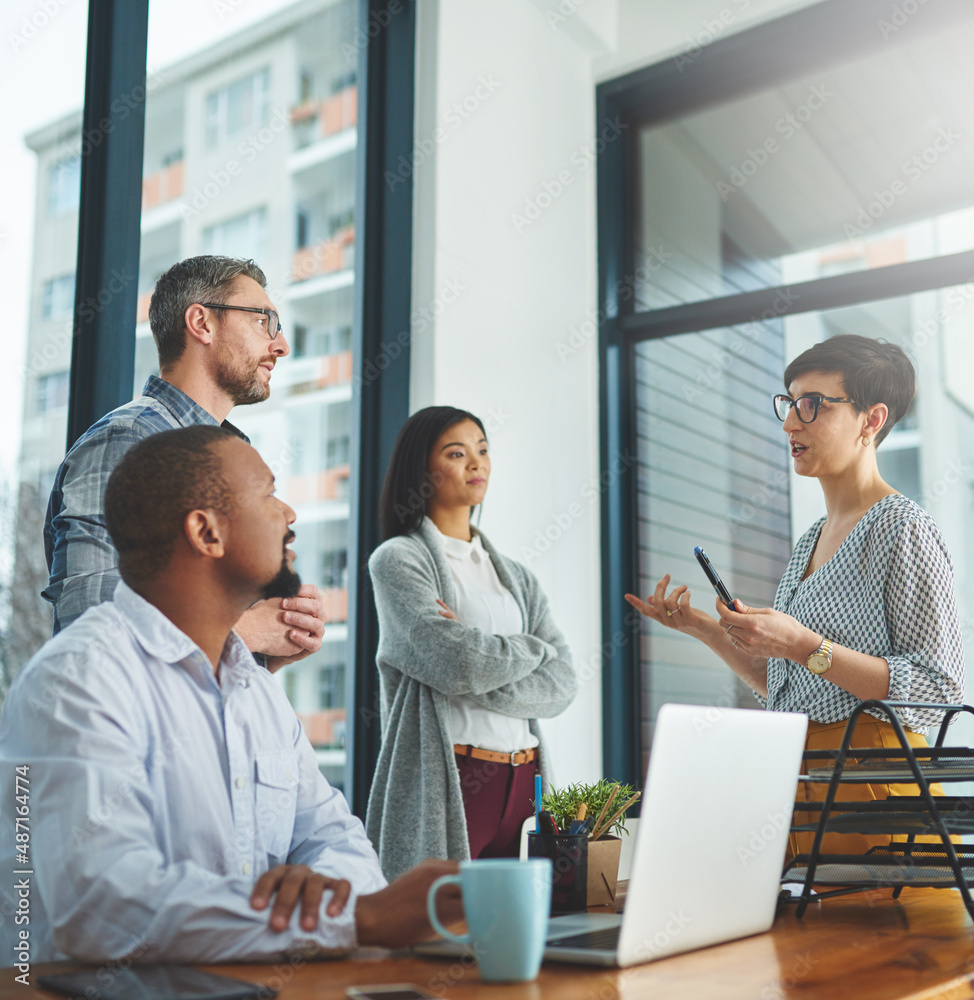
[235, 584, 326, 673]
[357, 860, 462, 948]
[250, 865, 351, 932]
[250, 859, 463, 947]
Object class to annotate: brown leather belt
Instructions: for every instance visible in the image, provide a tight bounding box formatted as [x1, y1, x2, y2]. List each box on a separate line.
[453, 743, 537, 766]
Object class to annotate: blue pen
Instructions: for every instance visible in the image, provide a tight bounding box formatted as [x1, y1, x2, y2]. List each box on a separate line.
[534, 774, 542, 833]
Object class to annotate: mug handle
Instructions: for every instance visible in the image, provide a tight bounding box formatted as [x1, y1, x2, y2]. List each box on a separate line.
[427, 874, 469, 945]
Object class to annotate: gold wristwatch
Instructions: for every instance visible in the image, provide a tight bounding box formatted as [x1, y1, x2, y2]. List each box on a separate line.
[806, 638, 833, 675]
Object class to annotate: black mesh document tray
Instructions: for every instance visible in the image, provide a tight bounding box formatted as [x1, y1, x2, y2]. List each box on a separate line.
[782, 700, 974, 919]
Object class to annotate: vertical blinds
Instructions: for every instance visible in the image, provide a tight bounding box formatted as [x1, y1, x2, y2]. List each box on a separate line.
[633, 323, 792, 773]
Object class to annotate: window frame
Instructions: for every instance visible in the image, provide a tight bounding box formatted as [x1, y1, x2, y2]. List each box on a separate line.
[596, 0, 974, 789]
[66, 0, 415, 818]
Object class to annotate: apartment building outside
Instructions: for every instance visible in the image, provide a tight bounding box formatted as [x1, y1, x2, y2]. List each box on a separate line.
[12, 0, 357, 787]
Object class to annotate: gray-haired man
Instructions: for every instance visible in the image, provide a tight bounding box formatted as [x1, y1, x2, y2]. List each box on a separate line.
[43, 255, 325, 670]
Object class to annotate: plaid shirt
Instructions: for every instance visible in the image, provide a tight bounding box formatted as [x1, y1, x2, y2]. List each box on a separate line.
[43, 376, 247, 633]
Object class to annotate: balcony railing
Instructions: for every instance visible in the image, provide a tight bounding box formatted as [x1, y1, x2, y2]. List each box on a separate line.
[297, 707, 346, 748]
[291, 85, 357, 148]
[291, 228, 355, 282]
[321, 586, 348, 623]
[286, 464, 351, 504]
[288, 352, 353, 395]
[142, 161, 184, 211]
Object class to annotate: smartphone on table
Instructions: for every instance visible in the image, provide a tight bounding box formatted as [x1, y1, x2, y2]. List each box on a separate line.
[693, 546, 736, 611]
[346, 988, 436, 1000]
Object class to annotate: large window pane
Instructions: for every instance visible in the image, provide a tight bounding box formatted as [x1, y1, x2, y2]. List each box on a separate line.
[634, 285, 974, 766]
[634, 324, 792, 766]
[4, 2, 90, 687]
[783, 289, 974, 550]
[136, 0, 359, 789]
[626, 6, 974, 768]
[634, 14, 974, 311]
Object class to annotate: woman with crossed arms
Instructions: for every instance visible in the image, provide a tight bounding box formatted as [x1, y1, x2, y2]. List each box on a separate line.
[626, 334, 965, 856]
[366, 406, 577, 879]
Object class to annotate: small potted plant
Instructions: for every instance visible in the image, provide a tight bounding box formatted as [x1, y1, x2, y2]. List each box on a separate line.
[540, 780, 640, 906]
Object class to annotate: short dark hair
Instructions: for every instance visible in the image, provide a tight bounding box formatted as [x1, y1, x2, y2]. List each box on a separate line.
[783, 334, 916, 446]
[378, 406, 487, 540]
[105, 426, 237, 585]
[147, 256, 267, 370]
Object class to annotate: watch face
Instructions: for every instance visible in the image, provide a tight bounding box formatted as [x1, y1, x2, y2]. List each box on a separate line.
[807, 653, 831, 675]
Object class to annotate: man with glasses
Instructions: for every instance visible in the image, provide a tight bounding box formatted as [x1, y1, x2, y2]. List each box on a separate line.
[43, 255, 325, 671]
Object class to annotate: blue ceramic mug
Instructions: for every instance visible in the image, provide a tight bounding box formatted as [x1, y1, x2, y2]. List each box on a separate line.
[427, 858, 552, 983]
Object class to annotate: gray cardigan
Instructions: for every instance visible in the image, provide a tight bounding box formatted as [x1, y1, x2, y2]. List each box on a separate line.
[365, 519, 577, 880]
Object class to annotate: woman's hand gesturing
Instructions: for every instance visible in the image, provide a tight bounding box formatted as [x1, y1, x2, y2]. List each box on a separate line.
[624, 574, 712, 638]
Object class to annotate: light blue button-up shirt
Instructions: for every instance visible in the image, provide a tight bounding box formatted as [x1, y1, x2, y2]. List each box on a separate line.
[0, 583, 385, 964]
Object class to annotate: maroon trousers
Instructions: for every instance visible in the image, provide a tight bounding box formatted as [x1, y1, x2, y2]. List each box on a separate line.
[456, 751, 539, 859]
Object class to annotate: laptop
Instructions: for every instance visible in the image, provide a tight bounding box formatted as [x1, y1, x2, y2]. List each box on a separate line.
[417, 703, 806, 968]
[542, 703, 807, 966]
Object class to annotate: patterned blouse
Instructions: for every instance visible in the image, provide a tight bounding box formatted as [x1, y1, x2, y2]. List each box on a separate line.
[759, 494, 965, 733]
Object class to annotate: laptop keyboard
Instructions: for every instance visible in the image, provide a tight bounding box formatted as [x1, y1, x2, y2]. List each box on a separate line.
[547, 926, 621, 951]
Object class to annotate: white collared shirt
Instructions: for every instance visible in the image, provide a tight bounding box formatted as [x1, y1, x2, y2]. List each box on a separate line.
[428, 520, 538, 753]
[0, 582, 385, 964]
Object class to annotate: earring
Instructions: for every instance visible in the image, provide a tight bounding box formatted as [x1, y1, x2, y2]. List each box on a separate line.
[861, 436, 870, 447]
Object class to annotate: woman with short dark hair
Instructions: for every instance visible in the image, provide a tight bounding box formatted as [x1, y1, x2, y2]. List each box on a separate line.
[627, 334, 964, 855]
[365, 406, 577, 879]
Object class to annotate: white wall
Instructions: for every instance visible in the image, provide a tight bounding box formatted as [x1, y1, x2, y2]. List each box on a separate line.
[410, 0, 823, 785]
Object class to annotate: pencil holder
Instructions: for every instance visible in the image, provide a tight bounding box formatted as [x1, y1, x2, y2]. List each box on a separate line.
[527, 832, 588, 913]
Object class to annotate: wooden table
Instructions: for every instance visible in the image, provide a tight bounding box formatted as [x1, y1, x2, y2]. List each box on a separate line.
[7, 888, 974, 1000]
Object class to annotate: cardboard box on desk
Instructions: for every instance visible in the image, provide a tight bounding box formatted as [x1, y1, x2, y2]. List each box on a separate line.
[587, 836, 622, 906]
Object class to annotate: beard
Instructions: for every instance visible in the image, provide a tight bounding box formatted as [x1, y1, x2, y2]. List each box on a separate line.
[214, 348, 269, 406]
[261, 546, 302, 600]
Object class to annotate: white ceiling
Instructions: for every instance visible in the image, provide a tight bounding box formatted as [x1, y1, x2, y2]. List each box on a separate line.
[658, 15, 974, 259]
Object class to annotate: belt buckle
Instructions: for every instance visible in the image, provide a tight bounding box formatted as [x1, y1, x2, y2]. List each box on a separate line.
[510, 750, 524, 767]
